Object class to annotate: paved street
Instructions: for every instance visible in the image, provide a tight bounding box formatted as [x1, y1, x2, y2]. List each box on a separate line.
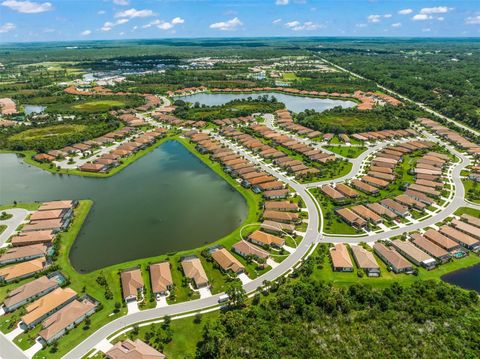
[0, 208, 30, 246]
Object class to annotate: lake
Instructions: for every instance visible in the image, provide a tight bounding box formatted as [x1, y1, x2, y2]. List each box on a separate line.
[442, 264, 480, 293]
[176, 92, 357, 113]
[0, 141, 248, 272]
[24, 105, 46, 115]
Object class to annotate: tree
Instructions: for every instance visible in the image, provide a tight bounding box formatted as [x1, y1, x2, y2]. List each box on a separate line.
[226, 282, 246, 309]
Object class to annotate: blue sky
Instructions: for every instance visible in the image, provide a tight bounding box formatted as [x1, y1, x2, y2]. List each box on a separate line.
[0, 0, 479, 42]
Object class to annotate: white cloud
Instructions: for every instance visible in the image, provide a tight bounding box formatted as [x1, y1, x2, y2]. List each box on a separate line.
[116, 18, 129, 25]
[115, 8, 155, 19]
[420, 6, 451, 14]
[391, 22, 402, 28]
[412, 14, 431, 21]
[97, 10, 106, 15]
[0, 22, 15, 33]
[272, 18, 282, 24]
[285, 20, 322, 31]
[368, 14, 382, 23]
[1, 0, 52, 13]
[101, 18, 129, 32]
[398, 9, 413, 15]
[171, 17, 184, 25]
[113, 0, 128, 5]
[209, 17, 243, 31]
[356, 23, 367, 28]
[384, 14, 392, 19]
[437, 16, 444, 21]
[143, 17, 185, 30]
[276, 0, 288, 5]
[466, 15, 480, 25]
[81, 30, 92, 36]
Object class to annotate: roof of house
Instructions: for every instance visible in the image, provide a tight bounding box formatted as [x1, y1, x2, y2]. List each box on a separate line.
[0, 244, 48, 263]
[232, 240, 269, 259]
[211, 248, 245, 274]
[264, 201, 299, 211]
[263, 210, 299, 222]
[451, 220, 480, 240]
[439, 225, 479, 247]
[30, 210, 65, 222]
[373, 243, 412, 270]
[248, 230, 285, 246]
[461, 214, 480, 228]
[0, 257, 46, 281]
[149, 262, 172, 294]
[22, 218, 64, 232]
[39, 298, 96, 341]
[351, 246, 379, 270]
[335, 183, 359, 198]
[181, 257, 209, 287]
[10, 230, 55, 246]
[391, 240, 433, 263]
[3, 275, 58, 308]
[330, 244, 353, 269]
[106, 339, 165, 359]
[22, 287, 77, 326]
[321, 185, 345, 200]
[121, 269, 144, 299]
[422, 229, 459, 251]
[410, 233, 450, 259]
[38, 201, 74, 211]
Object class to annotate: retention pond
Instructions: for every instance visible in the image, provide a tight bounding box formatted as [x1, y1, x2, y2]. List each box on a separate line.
[0, 141, 248, 272]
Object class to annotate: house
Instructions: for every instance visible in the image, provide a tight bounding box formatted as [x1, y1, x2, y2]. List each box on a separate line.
[0, 257, 48, 283]
[232, 240, 269, 260]
[264, 201, 299, 212]
[211, 247, 245, 274]
[351, 246, 380, 276]
[149, 262, 173, 295]
[121, 269, 144, 302]
[329, 244, 353, 272]
[460, 214, 480, 228]
[366, 203, 397, 220]
[10, 230, 55, 247]
[373, 243, 413, 273]
[361, 175, 389, 188]
[0, 244, 49, 265]
[34, 153, 55, 162]
[3, 275, 59, 313]
[320, 185, 346, 202]
[263, 210, 299, 224]
[22, 218, 67, 233]
[248, 230, 285, 248]
[263, 189, 289, 199]
[391, 240, 436, 269]
[181, 256, 209, 288]
[439, 225, 480, 251]
[261, 220, 295, 234]
[335, 183, 359, 198]
[451, 220, 480, 241]
[380, 199, 409, 217]
[422, 229, 460, 252]
[39, 296, 97, 344]
[30, 209, 71, 222]
[336, 208, 366, 228]
[350, 205, 383, 224]
[350, 179, 379, 194]
[21, 287, 77, 328]
[410, 234, 451, 263]
[106, 339, 165, 359]
[79, 163, 105, 173]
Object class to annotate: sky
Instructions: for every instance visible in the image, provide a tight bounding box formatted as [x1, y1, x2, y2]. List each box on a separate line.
[0, 0, 479, 42]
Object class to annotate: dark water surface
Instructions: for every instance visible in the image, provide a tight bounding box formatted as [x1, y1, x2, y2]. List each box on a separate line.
[176, 92, 357, 113]
[0, 141, 248, 272]
[442, 264, 480, 293]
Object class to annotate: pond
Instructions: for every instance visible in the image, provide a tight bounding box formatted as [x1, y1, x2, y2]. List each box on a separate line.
[175, 92, 357, 113]
[442, 264, 480, 293]
[24, 105, 46, 115]
[0, 141, 248, 272]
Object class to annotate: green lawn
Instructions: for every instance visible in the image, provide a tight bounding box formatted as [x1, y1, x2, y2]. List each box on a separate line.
[454, 207, 480, 217]
[9, 124, 86, 141]
[0, 202, 40, 211]
[0, 225, 6, 235]
[46, 96, 143, 113]
[462, 179, 480, 204]
[73, 100, 126, 112]
[323, 145, 367, 158]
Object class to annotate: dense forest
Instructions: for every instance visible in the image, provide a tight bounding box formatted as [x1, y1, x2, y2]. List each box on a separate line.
[318, 44, 480, 129]
[296, 105, 416, 134]
[196, 278, 479, 358]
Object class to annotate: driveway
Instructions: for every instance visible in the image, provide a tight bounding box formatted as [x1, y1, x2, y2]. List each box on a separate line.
[24, 339, 42, 359]
[0, 208, 30, 246]
[126, 301, 139, 314]
[198, 287, 212, 299]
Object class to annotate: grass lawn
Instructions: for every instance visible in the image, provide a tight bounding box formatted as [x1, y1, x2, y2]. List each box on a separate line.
[46, 96, 142, 113]
[9, 124, 86, 142]
[0, 202, 40, 211]
[462, 179, 480, 204]
[73, 100, 126, 112]
[322, 145, 367, 159]
[112, 311, 220, 358]
[0, 225, 6, 235]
